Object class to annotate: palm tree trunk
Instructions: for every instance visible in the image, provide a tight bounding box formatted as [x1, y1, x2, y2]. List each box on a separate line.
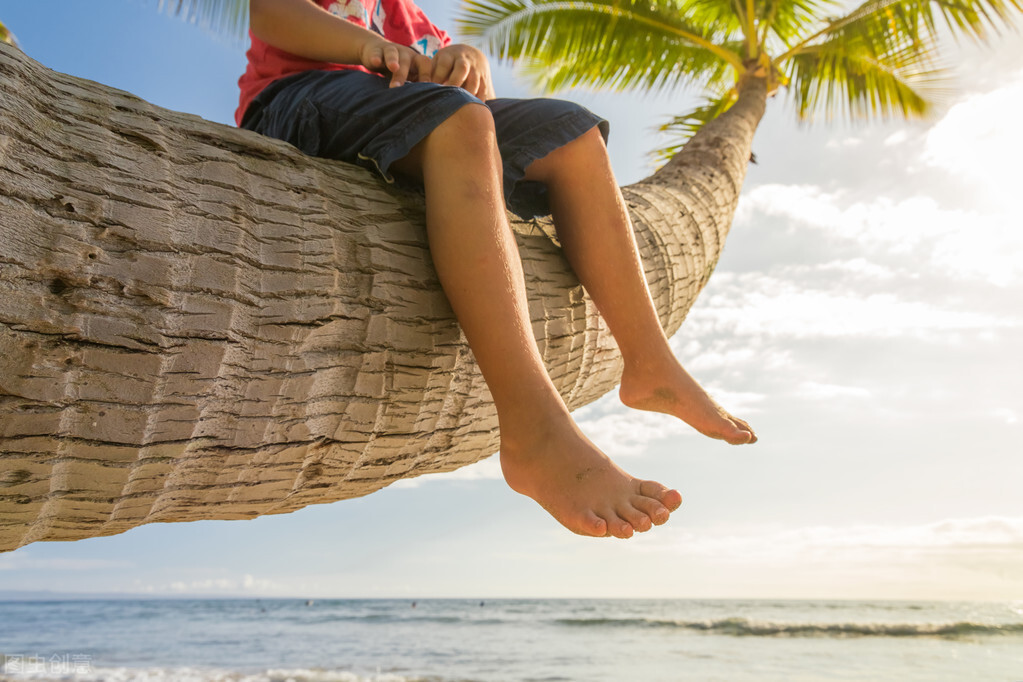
[0, 43, 765, 551]
[626, 75, 768, 338]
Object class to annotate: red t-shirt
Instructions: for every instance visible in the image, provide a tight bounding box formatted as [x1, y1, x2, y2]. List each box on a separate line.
[236, 0, 451, 125]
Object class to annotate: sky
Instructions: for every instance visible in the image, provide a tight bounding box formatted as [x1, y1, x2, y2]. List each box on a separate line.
[0, 0, 1021, 601]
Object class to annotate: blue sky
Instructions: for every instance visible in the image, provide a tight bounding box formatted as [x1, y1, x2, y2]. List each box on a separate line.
[1, 0, 1021, 600]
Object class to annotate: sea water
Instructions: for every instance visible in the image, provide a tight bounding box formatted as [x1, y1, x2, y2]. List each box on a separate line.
[1, 598, 1022, 681]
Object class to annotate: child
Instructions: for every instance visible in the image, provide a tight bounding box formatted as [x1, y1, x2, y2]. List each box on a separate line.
[238, 0, 756, 539]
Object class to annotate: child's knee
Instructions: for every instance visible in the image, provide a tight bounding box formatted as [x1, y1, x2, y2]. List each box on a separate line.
[394, 102, 495, 178]
[429, 103, 497, 155]
[523, 125, 608, 184]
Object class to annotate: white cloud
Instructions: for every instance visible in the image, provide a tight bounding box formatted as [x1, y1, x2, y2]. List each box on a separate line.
[689, 273, 1015, 340]
[0, 555, 133, 571]
[671, 337, 794, 378]
[793, 258, 897, 280]
[923, 70, 1023, 204]
[703, 387, 767, 414]
[574, 393, 694, 455]
[795, 381, 872, 400]
[739, 184, 1023, 286]
[736, 72, 1023, 287]
[738, 184, 957, 248]
[395, 455, 505, 487]
[643, 516, 1023, 563]
[578, 408, 693, 455]
[826, 136, 863, 148]
[883, 130, 909, 146]
[991, 408, 1019, 424]
[927, 222, 1023, 287]
[136, 574, 284, 594]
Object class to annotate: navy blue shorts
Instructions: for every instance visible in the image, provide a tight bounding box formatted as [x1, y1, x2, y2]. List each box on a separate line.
[240, 69, 609, 217]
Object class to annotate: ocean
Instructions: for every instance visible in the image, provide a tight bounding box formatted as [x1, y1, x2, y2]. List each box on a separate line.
[1, 598, 1021, 681]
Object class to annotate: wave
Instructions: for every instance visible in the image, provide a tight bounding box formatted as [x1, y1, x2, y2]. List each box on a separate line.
[298, 614, 467, 626]
[0, 665, 439, 682]
[553, 616, 1023, 638]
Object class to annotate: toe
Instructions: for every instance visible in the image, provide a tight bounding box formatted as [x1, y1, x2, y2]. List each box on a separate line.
[632, 495, 670, 526]
[580, 511, 607, 537]
[639, 480, 682, 511]
[733, 418, 757, 443]
[721, 423, 753, 445]
[605, 513, 634, 539]
[720, 415, 756, 444]
[727, 430, 752, 445]
[618, 504, 653, 533]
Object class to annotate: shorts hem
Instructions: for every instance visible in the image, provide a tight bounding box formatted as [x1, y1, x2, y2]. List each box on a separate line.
[366, 92, 485, 182]
[503, 110, 609, 218]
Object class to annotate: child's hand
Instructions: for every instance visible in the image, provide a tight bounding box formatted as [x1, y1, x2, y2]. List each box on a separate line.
[360, 39, 432, 88]
[430, 44, 496, 101]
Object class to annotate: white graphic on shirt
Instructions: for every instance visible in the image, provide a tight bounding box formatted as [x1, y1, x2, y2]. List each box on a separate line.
[371, 0, 387, 33]
[413, 34, 442, 57]
[327, 0, 369, 27]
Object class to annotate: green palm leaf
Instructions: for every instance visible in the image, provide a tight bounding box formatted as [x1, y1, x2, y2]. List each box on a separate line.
[780, 0, 1022, 62]
[157, 0, 249, 40]
[0, 18, 20, 48]
[785, 35, 946, 120]
[459, 0, 747, 71]
[759, 0, 839, 48]
[516, 31, 739, 95]
[656, 90, 738, 159]
[685, 0, 748, 39]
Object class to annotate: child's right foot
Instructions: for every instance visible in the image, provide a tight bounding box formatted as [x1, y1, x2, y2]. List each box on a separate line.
[619, 356, 757, 445]
[499, 417, 682, 539]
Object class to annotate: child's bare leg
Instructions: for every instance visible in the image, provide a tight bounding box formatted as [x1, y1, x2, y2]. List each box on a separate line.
[523, 128, 756, 445]
[391, 105, 682, 537]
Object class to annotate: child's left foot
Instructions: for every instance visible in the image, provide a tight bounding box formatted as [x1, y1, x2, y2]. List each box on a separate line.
[619, 358, 757, 445]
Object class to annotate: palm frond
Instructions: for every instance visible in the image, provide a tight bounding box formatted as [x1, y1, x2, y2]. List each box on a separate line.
[759, 0, 839, 47]
[0, 19, 20, 49]
[655, 90, 738, 159]
[685, 0, 747, 39]
[780, 0, 1022, 62]
[458, 0, 747, 71]
[785, 35, 947, 121]
[515, 32, 739, 95]
[931, 0, 1023, 39]
[157, 0, 249, 41]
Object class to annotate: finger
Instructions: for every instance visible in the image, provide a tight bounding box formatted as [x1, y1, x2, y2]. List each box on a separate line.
[364, 46, 384, 71]
[411, 54, 432, 82]
[387, 48, 410, 88]
[445, 57, 471, 88]
[431, 51, 453, 84]
[382, 45, 401, 73]
[463, 70, 480, 98]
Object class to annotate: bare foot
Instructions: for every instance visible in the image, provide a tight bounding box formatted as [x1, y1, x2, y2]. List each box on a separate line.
[619, 359, 757, 445]
[500, 418, 682, 538]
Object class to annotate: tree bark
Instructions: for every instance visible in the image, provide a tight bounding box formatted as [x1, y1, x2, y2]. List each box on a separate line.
[0, 43, 766, 551]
